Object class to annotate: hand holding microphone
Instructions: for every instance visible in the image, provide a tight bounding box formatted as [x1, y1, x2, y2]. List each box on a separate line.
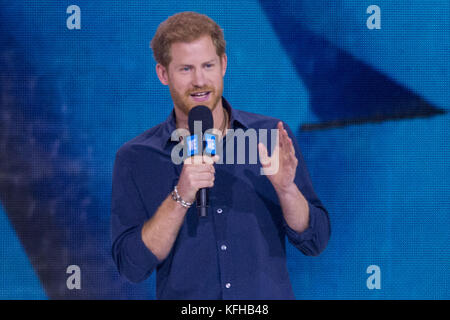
[176, 154, 219, 205]
[175, 105, 218, 217]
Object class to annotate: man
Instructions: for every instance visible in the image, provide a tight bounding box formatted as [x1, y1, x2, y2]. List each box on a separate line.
[111, 11, 330, 299]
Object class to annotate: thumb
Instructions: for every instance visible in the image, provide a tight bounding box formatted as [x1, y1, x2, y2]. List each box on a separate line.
[203, 154, 220, 164]
[258, 143, 271, 167]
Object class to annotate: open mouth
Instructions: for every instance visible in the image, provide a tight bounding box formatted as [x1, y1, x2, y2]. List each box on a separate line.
[190, 91, 211, 102]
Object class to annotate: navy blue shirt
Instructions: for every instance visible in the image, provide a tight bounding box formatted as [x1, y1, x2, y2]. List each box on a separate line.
[111, 98, 330, 299]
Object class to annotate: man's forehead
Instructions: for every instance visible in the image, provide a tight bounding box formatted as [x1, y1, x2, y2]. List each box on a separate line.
[169, 37, 218, 59]
[171, 35, 214, 48]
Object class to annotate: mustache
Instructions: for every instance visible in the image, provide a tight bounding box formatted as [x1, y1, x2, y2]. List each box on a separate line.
[186, 87, 214, 95]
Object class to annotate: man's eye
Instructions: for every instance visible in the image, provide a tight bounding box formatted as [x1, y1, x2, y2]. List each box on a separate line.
[205, 64, 213, 68]
[181, 66, 191, 72]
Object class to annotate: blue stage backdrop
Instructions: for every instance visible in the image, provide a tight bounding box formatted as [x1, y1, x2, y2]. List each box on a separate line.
[0, 0, 449, 299]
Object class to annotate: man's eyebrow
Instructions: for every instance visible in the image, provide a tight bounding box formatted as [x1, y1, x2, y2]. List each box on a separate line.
[175, 59, 217, 68]
[202, 59, 217, 64]
[174, 63, 192, 68]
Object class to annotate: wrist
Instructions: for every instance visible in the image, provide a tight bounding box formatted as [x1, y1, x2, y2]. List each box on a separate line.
[274, 182, 297, 197]
[171, 185, 193, 209]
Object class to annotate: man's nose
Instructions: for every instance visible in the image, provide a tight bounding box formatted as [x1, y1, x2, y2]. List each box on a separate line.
[192, 69, 206, 87]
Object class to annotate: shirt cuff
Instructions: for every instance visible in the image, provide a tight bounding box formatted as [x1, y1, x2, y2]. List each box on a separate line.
[283, 201, 317, 245]
[124, 223, 160, 272]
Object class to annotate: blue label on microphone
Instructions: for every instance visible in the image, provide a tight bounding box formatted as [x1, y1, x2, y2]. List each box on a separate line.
[204, 133, 216, 155]
[186, 134, 199, 156]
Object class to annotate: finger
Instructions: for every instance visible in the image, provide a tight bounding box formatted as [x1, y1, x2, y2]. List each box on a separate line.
[273, 130, 282, 156]
[279, 131, 294, 162]
[288, 148, 296, 163]
[288, 139, 296, 156]
[194, 172, 215, 181]
[281, 126, 289, 146]
[202, 155, 219, 173]
[277, 121, 288, 138]
[279, 131, 288, 153]
[284, 131, 292, 151]
[185, 155, 217, 166]
[190, 163, 215, 174]
[282, 134, 293, 153]
[202, 155, 215, 164]
[198, 154, 220, 165]
[277, 121, 284, 131]
[277, 123, 287, 150]
[211, 154, 220, 164]
[276, 122, 296, 159]
[196, 179, 215, 189]
[183, 161, 214, 175]
[258, 142, 271, 166]
[184, 155, 204, 165]
[279, 126, 293, 154]
[284, 141, 296, 165]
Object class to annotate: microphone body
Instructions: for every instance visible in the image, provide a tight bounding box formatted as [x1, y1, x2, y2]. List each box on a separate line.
[188, 105, 214, 218]
[196, 189, 209, 218]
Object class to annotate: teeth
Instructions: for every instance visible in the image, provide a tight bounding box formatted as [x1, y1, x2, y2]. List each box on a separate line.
[192, 92, 208, 96]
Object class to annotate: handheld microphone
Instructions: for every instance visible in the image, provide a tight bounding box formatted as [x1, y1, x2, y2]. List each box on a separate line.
[188, 105, 214, 218]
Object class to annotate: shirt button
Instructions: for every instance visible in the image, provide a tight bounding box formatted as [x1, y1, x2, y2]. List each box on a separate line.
[221, 244, 227, 251]
[225, 283, 231, 289]
[216, 208, 223, 214]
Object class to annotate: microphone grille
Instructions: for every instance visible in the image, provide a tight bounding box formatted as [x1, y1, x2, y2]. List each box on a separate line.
[188, 105, 213, 134]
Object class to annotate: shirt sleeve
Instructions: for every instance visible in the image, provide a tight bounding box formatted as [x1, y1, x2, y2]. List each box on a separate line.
[281, 122, 331, 256]
[110, 150, 160, 283]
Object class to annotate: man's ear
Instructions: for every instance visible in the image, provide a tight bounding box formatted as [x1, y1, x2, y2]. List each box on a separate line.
[156, 63, 169, 85]
[221, 53, 228, 77]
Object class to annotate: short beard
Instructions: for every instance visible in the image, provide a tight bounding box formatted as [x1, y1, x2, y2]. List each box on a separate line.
[169, 84, 223, 116]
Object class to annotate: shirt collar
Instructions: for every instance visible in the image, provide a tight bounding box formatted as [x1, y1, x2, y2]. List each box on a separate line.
[161, 97, 249, 149]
